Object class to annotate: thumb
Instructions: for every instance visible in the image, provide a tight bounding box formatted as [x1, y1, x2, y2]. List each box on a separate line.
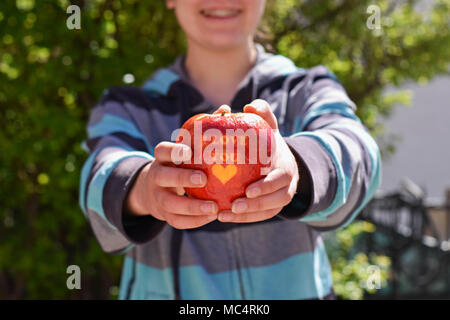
[243, 99, 278, 130]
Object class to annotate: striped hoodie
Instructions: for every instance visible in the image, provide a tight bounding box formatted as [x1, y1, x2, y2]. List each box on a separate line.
[79, 44, 381, 300]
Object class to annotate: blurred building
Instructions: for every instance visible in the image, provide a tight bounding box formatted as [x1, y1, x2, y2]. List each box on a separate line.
[377, 76, 450, 205]
[362, 76, 450, 299]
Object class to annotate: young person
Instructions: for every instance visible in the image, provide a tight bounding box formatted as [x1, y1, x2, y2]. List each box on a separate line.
[79, 0, 381, 299]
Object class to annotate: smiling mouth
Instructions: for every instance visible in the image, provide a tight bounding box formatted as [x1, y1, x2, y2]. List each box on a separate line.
[200, 9, 242, 19]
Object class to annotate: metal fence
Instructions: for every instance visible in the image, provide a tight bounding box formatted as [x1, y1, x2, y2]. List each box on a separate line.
[357, 181, 450, 299]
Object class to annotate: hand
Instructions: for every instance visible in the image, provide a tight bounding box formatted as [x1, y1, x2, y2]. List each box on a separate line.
[125, 141, 219, 229]
[218, 99, 299, 223]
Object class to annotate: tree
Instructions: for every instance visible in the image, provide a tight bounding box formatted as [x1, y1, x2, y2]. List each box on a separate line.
[266, 0, 449, 138]
[0, 0, 448, 298]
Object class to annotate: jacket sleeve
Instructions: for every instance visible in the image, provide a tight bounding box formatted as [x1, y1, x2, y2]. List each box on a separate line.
[281, 66, 381, 231]
[79, 87, 166, 254]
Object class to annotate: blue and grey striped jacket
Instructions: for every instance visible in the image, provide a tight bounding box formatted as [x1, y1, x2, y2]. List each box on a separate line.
[79, 44, 381, 300]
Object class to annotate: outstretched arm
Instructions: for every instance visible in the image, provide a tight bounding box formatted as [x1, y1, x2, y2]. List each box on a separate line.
[217, 67, 381, 231]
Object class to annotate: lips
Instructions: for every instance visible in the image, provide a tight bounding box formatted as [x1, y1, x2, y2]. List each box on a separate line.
[200, 8, 242, 19]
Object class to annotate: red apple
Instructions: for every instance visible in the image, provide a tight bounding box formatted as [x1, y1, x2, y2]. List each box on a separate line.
[175, 110, 274, 210]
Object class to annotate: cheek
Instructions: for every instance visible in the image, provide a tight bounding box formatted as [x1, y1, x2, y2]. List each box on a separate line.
[172, 1, 200, 35]
[243, 0, 266, 28]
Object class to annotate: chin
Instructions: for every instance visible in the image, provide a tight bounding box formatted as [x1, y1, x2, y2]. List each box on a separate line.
[200, 34, 249, 51]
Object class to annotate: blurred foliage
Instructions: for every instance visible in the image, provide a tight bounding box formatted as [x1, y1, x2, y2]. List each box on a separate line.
[266, 0, 450, 139]
[324, 221, 391, 299]
[0, 0, 448, 299]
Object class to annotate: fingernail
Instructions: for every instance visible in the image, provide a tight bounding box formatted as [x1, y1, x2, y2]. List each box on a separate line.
[232, 200, 247, 214]
[191, 173, 204, 185]
[219, 213, 233, 222]
[254, 105, 264, 112]
[247, 187, 261, 198]
[201, 202, 216, 214]
[251, 100, 266, 111]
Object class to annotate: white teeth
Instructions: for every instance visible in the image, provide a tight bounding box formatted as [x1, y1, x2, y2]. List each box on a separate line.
[201, 9, 240, 18]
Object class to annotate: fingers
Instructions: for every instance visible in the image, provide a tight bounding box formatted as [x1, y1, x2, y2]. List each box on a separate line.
[231, 186, 293, 214]
[169, 187, 186, 196]
[218, 208, 282, 223]
[245, 168, 292, 199]
[217, 171, 294, 222]
[157, 188, 218, 215]
[154, 141, 191, 164]
[166, 213, 218, 230]
[151, 163, 207, 188]
[156, 189, 218, 229]
[243, 99, 278, 130]
[213, 104, 231, 115]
